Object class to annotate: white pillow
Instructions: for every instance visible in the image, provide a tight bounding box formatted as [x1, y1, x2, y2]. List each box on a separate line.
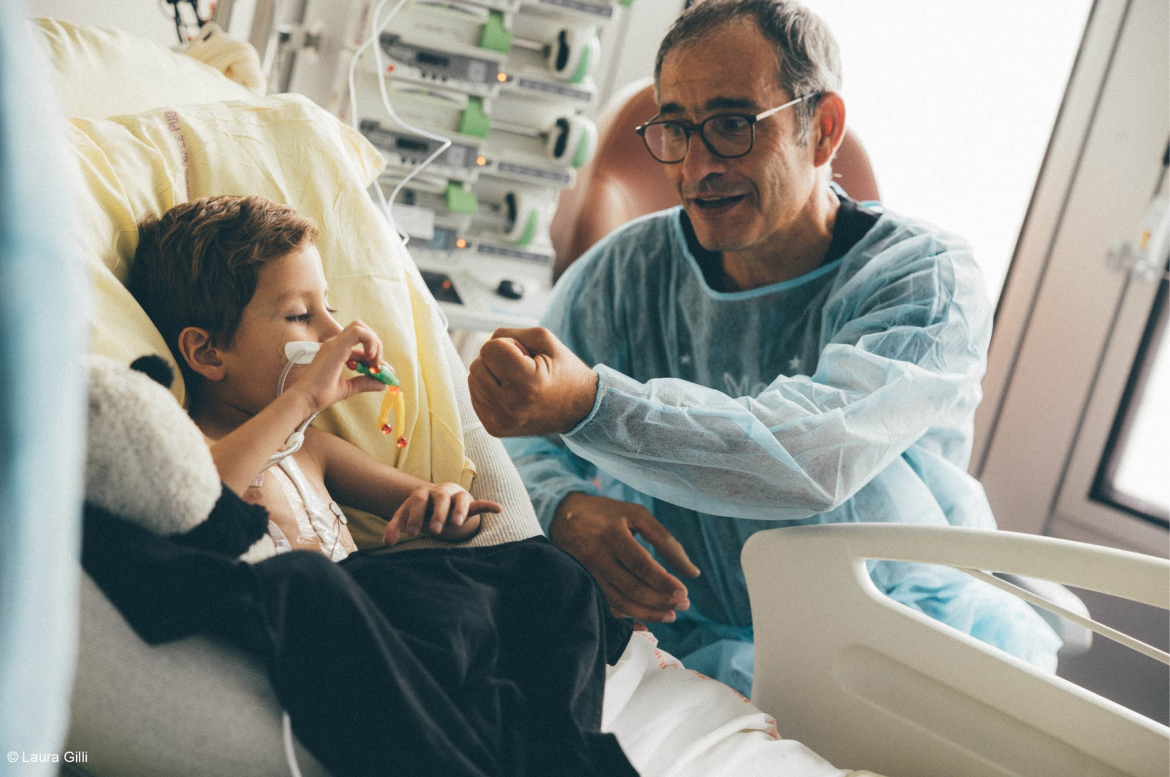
[34, 18, 256, 120]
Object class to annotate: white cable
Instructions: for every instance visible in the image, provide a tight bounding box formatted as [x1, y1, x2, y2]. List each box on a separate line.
[346, 0, 455, 244]
[369, 4, 453, 214]
[326, 510, 344, 560]
[282, 712, 305, 777]
[346, 0, 404, 221]
[266, 343, 320, 469]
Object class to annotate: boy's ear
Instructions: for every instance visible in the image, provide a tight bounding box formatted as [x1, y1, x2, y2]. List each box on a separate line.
[178, 326, 226, 381]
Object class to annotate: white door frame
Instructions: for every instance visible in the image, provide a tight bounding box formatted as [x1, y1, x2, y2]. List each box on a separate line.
[973, 0, 1169, 556]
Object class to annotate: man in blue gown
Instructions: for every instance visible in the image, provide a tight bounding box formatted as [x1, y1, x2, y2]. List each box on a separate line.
[468, 0, 1060, 697]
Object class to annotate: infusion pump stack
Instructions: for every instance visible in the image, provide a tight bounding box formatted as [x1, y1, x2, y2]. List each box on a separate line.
[290, 0, 629, 333]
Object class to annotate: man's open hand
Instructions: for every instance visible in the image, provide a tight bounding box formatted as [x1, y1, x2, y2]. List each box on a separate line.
[550, 492, 700, 622]
[468, 327, 599, 438]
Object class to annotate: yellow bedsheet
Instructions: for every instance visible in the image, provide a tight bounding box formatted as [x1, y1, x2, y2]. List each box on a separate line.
[65, 94, 475, 544]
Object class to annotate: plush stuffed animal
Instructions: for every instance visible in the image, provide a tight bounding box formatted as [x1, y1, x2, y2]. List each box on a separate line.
[83, 353, 271, 557]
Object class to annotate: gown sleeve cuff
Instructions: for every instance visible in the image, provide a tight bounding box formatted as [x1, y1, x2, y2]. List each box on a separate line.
[564, 366, 610, 437]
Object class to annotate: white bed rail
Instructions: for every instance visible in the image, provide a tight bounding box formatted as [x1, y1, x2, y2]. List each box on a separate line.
[742, 524, 1170, 777]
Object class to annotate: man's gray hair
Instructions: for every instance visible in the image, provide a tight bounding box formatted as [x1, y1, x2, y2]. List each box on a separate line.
[654, 0, 842, 143]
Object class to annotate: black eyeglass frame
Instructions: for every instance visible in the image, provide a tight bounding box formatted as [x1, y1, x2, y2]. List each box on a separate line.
[634, 94, 817, 164]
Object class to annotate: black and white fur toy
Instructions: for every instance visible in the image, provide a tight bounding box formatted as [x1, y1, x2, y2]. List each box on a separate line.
[84, 354, 269, 556]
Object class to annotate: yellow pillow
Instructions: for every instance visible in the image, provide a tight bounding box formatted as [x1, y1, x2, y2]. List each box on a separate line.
[65, 95, 474, 545]
[34, 18, 256, 120]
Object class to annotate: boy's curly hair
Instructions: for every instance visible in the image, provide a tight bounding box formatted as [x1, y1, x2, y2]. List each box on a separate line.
[128, 195, 318, 391]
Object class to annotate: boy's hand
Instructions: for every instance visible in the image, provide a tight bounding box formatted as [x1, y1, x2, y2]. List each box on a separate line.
[290, 320, 386, 415]
[382, 483, 501, 546]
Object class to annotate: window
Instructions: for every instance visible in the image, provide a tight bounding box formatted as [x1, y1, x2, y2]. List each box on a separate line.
[1093, 275, 1170, 524]
[806, 0, 1093, 301]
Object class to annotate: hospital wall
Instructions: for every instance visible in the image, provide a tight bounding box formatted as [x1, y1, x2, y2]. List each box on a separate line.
[28, 0, 177, 46]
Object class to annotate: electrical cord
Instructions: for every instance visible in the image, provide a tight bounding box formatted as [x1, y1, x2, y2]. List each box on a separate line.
[282, 712, 304, 777]
[272, 341, 342, 777]
[266, 343, 320, 468]
[346, 0, 454, 245]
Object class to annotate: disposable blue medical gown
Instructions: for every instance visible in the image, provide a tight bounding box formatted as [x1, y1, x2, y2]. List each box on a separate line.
[506, 204, 1061, 696]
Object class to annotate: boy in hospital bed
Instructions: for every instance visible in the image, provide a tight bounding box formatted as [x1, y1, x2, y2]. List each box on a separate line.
[120, 194, 639, 777]
[129, 193, 493, 556]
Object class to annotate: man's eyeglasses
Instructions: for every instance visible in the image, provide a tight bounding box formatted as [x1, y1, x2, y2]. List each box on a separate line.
[635, 94, 815, 164]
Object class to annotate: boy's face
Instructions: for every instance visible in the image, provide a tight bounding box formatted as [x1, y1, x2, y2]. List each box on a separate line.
[215, 243, 343, 414]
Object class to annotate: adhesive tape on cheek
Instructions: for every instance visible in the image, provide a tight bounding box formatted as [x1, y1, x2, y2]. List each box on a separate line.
[284, 341, 321, 364]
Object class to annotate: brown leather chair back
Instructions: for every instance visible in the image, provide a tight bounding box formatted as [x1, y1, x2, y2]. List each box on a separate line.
[550, 80, 880, 281]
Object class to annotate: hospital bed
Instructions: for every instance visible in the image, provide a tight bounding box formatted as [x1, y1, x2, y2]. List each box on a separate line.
[745, 524, 1169, 776]
[35, 17, 1169, 777]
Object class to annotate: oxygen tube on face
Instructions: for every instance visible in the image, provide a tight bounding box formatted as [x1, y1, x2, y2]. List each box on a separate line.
[265, 341, 320, 468]
[266, 341, 407, 469]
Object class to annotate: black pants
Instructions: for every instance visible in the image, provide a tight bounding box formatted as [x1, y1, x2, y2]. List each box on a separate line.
[83, 501, 636, 777]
